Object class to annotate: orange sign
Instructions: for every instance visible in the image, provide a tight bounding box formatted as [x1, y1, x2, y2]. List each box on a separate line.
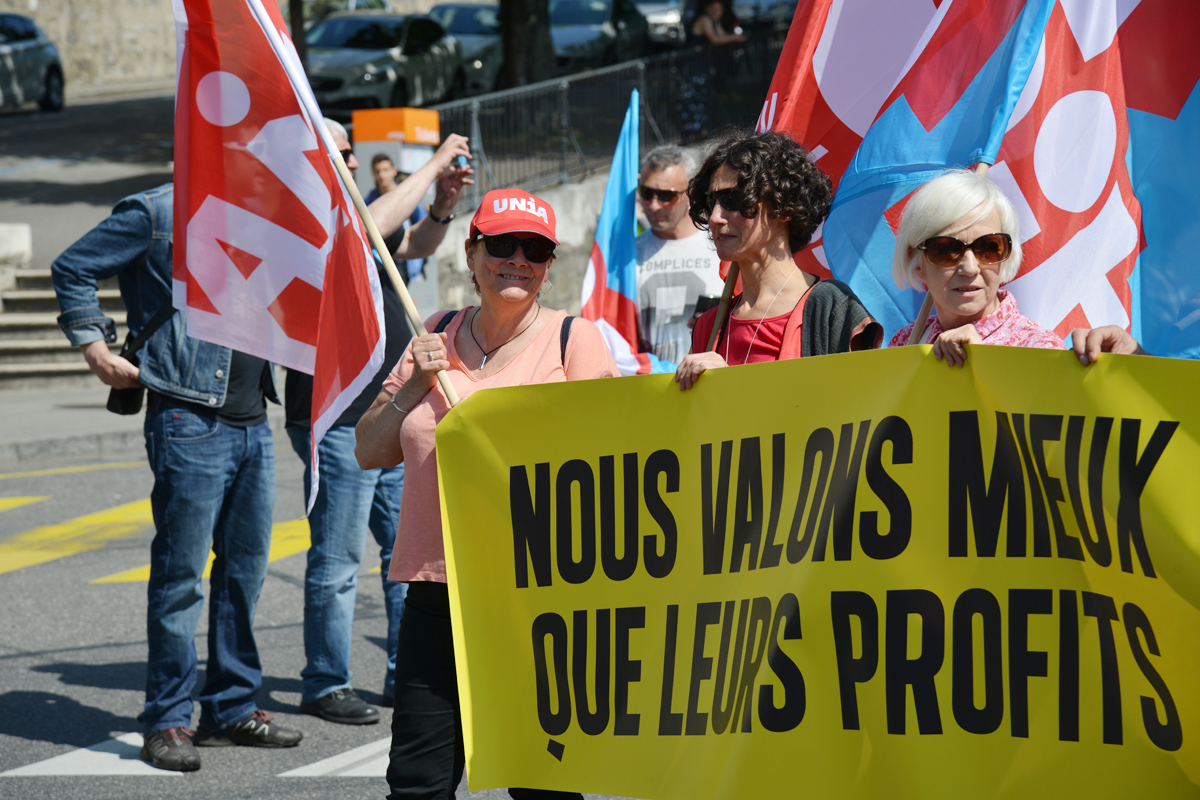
[351, 108, 441, 145]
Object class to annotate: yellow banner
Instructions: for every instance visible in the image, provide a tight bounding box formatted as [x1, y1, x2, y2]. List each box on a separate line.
[436, 346, 1200, 799]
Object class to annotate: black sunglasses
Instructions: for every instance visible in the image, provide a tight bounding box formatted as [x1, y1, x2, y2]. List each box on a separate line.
[638, 184, 683, 204]
[477, 233, 556, 263]
[704, 186, 744, 214]
[339, 148, 354, 161]
[917, 233, 1012, 268]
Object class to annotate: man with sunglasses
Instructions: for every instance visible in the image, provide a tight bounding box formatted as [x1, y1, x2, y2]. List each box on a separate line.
[633, 144, 722, 373]
[282, 119, 473, 726]
[889, 169, 1065, 364]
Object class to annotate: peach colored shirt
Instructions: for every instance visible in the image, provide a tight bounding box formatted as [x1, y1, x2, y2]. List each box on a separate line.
[383, 307, 619, 583]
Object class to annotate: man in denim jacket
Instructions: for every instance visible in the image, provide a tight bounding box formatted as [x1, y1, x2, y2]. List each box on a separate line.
[51, 183, 303, 771]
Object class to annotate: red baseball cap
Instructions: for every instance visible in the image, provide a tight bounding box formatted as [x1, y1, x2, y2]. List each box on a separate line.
[469, 189, 559, 244]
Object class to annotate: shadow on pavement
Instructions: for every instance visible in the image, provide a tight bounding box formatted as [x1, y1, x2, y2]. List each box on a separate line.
[0, 172, 174, 207]
[0, 98, 174, 165]
[31, 660, 145, 692]
[0, 691, 139, 747]
[249, 673, 306, 715]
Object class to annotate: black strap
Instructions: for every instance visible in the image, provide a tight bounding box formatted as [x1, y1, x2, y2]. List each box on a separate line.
[560, 316, 573, 365]
[124, 301, 177, 356]
[433, 309, 459, 334]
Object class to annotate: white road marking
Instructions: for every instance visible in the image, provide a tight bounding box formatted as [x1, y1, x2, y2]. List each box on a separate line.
[0, 733, 179, 777]
[278, 736, 391, 777]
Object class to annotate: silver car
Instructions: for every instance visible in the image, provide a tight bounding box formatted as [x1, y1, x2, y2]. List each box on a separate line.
[551, 0, 650, 74]
[0, 13, 63, 111]
[636, 0, 689, 48]
[305, 12, 464, 118]
[428, 3, 503, 95]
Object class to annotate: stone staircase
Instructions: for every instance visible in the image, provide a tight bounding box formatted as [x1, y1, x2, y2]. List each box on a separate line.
[0, 267, 125, 390]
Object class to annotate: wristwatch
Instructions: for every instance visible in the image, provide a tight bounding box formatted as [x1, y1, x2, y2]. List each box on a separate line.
[427, 205, 455, 224]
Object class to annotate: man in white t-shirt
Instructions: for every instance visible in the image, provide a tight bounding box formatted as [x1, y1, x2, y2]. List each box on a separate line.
[635, 145, 722, 371]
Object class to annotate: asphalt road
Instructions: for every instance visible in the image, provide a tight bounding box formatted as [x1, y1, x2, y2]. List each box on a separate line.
[0, 95, 175, 271]
[0, 445, 633, 799]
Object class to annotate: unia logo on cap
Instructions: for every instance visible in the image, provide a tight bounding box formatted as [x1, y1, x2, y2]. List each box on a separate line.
[493, 195, 550, 226]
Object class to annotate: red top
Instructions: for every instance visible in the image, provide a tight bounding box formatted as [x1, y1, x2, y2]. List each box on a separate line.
[693, 311, 790, 364]
[691, 289, 809, 362]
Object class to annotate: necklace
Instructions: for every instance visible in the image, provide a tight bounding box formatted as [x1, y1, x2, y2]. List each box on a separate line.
[469, 305, 541, 369]
[727, 268, 797, 365]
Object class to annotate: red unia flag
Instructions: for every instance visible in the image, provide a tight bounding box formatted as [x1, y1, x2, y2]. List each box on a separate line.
[172, 0, 385, 507]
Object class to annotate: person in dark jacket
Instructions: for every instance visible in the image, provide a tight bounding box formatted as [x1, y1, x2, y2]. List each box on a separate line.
[283, 120, 472, 727]
[677, 130, 881, 390]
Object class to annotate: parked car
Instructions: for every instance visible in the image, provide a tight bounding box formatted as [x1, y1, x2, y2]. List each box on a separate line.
[282, 0, 394, 32]
[733, 0, 796, 32]
[550, 0, 649, 74]
[305, 12, 464, 117]
[428, 3, 503, 95]
[634, 0, 690, 49]
[0, 13, 63, 111]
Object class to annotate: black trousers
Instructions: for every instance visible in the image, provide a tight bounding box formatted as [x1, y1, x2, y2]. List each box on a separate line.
[386, 581, 584, 800]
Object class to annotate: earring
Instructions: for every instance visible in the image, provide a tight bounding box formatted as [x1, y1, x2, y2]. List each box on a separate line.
[539, 280, 553, 296]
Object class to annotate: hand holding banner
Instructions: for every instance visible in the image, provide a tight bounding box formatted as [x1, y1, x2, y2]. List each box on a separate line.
[436, 347, 1200, 799]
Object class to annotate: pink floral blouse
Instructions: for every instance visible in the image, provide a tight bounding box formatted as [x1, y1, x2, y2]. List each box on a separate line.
[888, 290, 1066, 350]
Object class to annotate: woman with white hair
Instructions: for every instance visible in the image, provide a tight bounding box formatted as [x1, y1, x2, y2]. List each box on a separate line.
[889, 168, 1064, 365]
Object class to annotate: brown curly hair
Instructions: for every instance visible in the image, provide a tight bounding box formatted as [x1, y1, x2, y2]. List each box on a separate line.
[688, 129, 832, 253]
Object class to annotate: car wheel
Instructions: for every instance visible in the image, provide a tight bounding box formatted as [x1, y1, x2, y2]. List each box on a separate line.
[39, 68, 64, 111]
[390, 81, 409, 109]
[448, 70, 466, 101]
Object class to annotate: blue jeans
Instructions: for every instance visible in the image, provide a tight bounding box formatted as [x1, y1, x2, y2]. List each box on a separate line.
[140, 406, 275, 733]
[287, 424, 407, 702]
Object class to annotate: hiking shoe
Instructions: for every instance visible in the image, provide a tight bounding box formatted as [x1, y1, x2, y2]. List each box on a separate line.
[300, 688, 380, 725]
[193, 709, 303, 748]
[140, 727, 201, 772]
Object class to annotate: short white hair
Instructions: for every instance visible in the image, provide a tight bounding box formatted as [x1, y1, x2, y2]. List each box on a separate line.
[324, 117, 349, 142]
[892, 169, 1022, 290]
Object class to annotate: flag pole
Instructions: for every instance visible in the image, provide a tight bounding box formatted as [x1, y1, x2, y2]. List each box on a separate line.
[239, 0, 458, 405]
[332, 156, 461, 408]
[706, 261, 741, 352]
[906, 162, 991, 346]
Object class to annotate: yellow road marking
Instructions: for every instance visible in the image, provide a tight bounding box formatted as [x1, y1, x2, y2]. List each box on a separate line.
[0, 499, 153, 576]
[0, 461, 146, 481]
[0, 496, 49, 512]
[90, 518, 311, 584]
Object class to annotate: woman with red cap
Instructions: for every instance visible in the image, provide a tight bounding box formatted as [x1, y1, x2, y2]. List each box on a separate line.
[356, 188, 618, 800]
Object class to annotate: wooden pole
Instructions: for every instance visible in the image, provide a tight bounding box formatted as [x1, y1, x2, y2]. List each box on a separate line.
[906, 161, 991, 346]
[906, 293, 935, 345]
[706, 261, 740, 352]
[333, 156, 461, 407]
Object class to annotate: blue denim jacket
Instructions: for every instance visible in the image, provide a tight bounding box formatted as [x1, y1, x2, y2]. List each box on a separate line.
[52, 183, 278, 407]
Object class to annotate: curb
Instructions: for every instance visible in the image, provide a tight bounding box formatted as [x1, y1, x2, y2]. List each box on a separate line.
[0, 413, 290, 466]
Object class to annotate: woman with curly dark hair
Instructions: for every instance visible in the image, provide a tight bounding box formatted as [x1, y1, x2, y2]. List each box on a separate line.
[675, 130, 882, 389]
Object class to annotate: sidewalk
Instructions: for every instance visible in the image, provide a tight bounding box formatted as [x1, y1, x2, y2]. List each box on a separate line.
[0, 384, 288, 466]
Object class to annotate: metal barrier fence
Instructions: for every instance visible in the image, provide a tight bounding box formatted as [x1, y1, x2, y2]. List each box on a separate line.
[431, 32, 787, 211]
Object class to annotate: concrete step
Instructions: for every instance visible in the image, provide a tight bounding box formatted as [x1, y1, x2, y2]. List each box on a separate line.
[1, 288, 125, 315]
[0, 338, 121, 364]
[0, 311, 127, 340]
[12, 269, 119, 292]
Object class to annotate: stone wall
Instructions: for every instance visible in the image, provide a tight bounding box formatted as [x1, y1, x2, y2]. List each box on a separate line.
[0, 0, 178, 91]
